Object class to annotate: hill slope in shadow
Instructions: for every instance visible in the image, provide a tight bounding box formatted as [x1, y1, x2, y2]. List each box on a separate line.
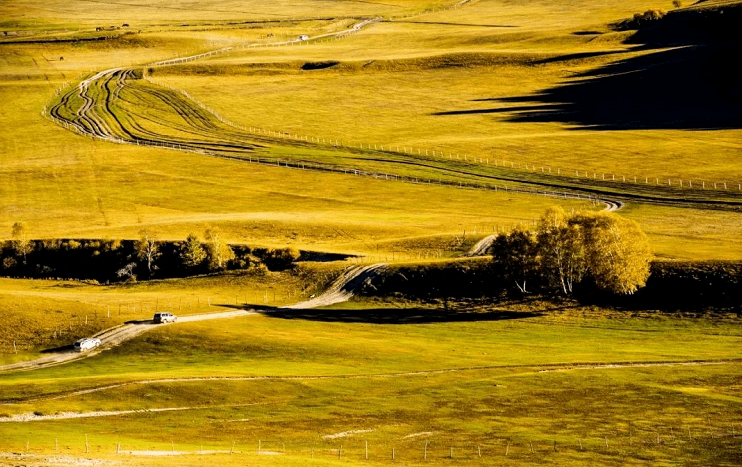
[450, 5, 741, 130]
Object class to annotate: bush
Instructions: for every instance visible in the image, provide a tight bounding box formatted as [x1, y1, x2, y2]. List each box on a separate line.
[262, 248, 301, 271]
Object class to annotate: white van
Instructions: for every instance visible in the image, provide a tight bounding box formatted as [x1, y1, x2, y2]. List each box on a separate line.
[298, 35, 309, 41]
[73, 338, 101, 352]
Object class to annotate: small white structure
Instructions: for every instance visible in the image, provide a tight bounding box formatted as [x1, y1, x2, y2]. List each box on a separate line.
[298, 35, 309, 41]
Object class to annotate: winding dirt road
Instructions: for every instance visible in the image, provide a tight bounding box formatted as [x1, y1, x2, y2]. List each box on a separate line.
[45, 16, 742, 211]
[0, 264, 385, 375]
[0, 310, 254, 374]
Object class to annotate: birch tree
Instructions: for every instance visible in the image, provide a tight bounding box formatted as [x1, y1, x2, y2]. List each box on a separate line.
[204, 228, 234, 271]
[570, 211, 652, 294]
[491, 227, 539, 293]
[11, 222, 32, 265]
[537, 206, 585, 295]
[180, 233, 206, 269]
[136, 230, 160, 278]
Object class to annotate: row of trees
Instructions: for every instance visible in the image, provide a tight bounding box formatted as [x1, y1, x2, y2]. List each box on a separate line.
[131, 228, 235, 279]
[1, 224, 301, 282]
[491, 207, 652, 295]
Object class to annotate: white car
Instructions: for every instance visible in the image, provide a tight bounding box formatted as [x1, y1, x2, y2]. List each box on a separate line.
[73, 338, 101, 352]
[153, 312, 177, 324]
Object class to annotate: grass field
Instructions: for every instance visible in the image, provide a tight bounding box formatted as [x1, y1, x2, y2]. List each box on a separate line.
[1, 301, 741, 466]
[1, 0, 741, 466]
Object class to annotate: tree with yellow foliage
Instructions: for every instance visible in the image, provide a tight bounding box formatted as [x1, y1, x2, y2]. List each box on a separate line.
[570, 210, 652, 295]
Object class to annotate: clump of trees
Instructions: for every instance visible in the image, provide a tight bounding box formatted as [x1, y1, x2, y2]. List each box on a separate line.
[613, 8, 668, 30]
[1, 225, 304, 283]
[622, 8, 667, 28]
[491, 207, 652, 295]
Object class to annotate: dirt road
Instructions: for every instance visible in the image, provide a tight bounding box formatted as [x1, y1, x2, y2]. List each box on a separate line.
[0, 310, 254, 374]
[0, 264, 384, 375]
[282, 264, 387, 309]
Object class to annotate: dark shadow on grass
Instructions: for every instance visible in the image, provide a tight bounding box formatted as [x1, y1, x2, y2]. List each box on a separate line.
[124, 319, 156, 325]
[40, 344, 74, 354]
[434, 104, 561, 116]
[243, 304, 542, 324]
[434, 44, 741, 130]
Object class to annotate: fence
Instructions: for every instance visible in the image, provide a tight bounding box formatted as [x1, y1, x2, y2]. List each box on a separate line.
[13, 426, 742, 462]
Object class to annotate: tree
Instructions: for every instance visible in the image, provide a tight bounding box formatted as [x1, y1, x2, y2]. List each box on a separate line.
[116, 262, 137, 281]
[672, 0, 682, 9]
[204, 228, 234, 271]
[180, 233, 206, 269]
[11, 222, 32, 265]
[136, 230, 160, 278]
[537, 206, 585, 295]
[491, 226, 539, 293]
[570, 211, 652, 295]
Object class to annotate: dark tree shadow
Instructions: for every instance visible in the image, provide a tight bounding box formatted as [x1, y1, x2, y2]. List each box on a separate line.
[433, 5, 742, 131]
[505, 44, 740, 130]
[436, 44, 741, 130]
[243, 304, 542, 324]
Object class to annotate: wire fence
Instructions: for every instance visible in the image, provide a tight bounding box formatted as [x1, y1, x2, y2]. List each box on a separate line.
[12, 425, 742, 463]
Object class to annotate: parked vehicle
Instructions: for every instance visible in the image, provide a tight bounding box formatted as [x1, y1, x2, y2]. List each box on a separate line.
[73, 338, 101, 352]
[298, 34, 309, 41]
[153, 312, 177, 324]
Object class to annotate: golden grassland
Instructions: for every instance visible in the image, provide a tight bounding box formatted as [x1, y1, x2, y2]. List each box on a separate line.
[154, 11, 742, 186]
[1, 3, 740, 259]
[0, 2, 741, 466]
[0, 302, 741, 466]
